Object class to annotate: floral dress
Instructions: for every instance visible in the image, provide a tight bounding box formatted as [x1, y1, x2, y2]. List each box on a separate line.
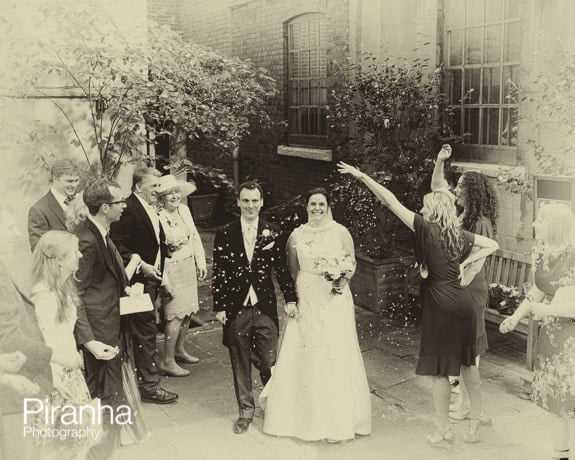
[531, 244, 575, 416]
[158, 204, 206, 320]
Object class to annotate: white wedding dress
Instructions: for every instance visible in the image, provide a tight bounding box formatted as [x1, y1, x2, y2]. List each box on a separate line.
[259, 220, 371, 441]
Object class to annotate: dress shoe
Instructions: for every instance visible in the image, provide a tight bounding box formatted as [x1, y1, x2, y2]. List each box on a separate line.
[427, 426, 455, 447]
[175, 354, 200, 364]
[159, 364, 191, 377]
[232, 417, 252, 434]
[140, 387, 178, 404]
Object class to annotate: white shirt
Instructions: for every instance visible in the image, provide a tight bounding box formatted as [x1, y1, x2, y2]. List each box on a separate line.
[50, 186, 69, 211]
[134, 193, 161, 269]
[88, 214, 109, 246]
[240, 216, 259, 306]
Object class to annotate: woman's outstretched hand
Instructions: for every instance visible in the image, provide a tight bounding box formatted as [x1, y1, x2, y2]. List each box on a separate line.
[437, 144, 452, 162]
[337, 161, 364, 179]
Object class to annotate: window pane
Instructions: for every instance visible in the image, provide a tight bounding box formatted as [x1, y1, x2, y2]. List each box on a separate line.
[466, 0, 484, 25]
[482, 107, 500, 145]
[310, 107, 319, 134]
[502, 65, 519, 103]
[319, 50, 327, 77]
[319, 108, 327, 135]
[464, 108, 480, 144]
[503, 22, 520, 61]
[289, 24, 299, 50]
[500, 107, 518, 145]
[289, 80, 298, 106]
[289, 108, 299, 134]
[300, 50, 310, 78]
[309, 20, 320, 49]
[320, 80, 328, 105]
[290, 52, 299, 79]
[485, 0, 503, 22]
[452, 107, 462, 136]
[450, 69, 463, 103]
[446, 0, 465, 28]
[465, 28, 482, 64]
[449, 30, 463, 66]
[310, 79, 319, 105]
[484, 25, 501, 63]
[464, 68, 481, 104]
[310, 49, 319, 77]
[505, 0, 520, 19]
[300, 21, 309, 49]
[483, 67, 500, 104]
[299, 80, 309, 105]
[300, 108, 309, 135]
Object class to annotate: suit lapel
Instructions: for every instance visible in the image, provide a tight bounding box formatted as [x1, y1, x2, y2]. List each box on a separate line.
[129, 194, 158, 244]
[46, 191, 67, 228]
[86, 220, 120, 282]
[252, 219, 267, 260]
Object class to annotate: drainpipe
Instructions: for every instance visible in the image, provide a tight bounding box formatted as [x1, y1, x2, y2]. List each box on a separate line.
[232, 145, 240, 187]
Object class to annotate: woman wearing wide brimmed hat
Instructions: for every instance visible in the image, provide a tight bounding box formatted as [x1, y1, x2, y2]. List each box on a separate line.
[157, 175, 207, 377]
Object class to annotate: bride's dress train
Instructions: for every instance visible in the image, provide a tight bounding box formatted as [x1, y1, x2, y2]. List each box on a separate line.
[259, 221, 371, 441]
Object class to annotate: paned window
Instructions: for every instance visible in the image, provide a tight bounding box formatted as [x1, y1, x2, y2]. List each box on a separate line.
[445, 0, 520, 148]
[287, 13, 328, 146]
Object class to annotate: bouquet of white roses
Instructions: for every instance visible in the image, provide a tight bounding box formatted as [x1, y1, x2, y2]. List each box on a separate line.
[314, 252, 356, 295]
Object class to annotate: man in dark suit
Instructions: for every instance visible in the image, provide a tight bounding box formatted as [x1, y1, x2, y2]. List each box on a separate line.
[0, 261, 52, 460]
[74, 177, 129, 460]
[212, 181, 297, 434]
[28, 159, 80, 251]
[110, 167, 177, 404]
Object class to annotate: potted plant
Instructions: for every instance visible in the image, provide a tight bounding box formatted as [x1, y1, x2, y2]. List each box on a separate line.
[328, 54, 458, 316]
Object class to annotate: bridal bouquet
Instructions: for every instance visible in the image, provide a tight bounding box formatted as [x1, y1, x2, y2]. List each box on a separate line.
[314, 252, 356, 295]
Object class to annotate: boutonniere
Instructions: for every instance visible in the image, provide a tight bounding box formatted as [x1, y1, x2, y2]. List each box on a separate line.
[262, 229, 272, 238]
[259, 228, 278, 240]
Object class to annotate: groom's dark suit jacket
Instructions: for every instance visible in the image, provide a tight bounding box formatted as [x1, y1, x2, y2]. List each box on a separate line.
[212, 218, 297, 346]
[28, 191, 68, 251]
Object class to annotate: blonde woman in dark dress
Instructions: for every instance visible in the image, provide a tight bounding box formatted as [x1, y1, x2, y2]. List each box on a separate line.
[431, 146, 499, 425]
[500, 203, 575, 460]
[338, 161, 499, 446]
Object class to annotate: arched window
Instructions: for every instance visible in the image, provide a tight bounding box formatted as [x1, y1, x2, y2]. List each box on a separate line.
[287, 13, 328, 146]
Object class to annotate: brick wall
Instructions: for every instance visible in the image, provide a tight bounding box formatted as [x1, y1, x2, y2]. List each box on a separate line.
[148, 0, 182, 31]
[178, 0, 350, 202]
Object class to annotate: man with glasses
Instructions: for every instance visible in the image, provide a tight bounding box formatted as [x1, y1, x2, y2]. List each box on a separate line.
[110, 167, 178, 405]
[28, 159, 80, 251]
[74, 177, 129, 460]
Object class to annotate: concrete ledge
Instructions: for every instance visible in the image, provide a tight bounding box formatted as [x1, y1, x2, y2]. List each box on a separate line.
[277, 145, 332, 162]
[451, 161, 527, 178]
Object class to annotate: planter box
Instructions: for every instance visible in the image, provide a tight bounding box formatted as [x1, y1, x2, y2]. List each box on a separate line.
[350, 253, 415, 313]
[188, 194, 219, 225]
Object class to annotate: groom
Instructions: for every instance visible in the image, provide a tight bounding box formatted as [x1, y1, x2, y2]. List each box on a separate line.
[212, 181, 297, 434]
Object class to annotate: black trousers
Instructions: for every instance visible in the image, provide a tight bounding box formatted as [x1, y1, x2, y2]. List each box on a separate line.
[227, 304, 278, 419]
[126, 281, 161, 392]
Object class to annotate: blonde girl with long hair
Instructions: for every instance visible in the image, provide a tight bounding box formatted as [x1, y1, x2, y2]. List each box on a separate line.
[30, 230, 97, 458]
[338, 162, 499, 446]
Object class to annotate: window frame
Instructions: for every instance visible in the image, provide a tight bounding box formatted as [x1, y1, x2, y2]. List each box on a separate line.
[444, 0, 521, 164]
[285, 12, 329, 147]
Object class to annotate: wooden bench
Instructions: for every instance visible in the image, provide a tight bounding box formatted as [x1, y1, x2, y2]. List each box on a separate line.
[485, 249, 536, 370]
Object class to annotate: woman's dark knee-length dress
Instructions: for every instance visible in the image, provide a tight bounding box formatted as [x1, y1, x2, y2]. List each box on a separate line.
[413, 214, 477, 377]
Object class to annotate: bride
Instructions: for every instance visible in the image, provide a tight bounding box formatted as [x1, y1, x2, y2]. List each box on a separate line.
[260, 187, 371, 442]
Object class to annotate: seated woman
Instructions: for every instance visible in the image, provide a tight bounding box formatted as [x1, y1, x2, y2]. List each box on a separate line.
[338, 161, 498, 445]
[157, 175, 207, 377]
[500, 203, 575, 460]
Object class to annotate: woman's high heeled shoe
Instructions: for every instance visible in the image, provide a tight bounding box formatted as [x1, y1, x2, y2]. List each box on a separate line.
[463, 415, 492, 443]
[427, 427, 455, 446]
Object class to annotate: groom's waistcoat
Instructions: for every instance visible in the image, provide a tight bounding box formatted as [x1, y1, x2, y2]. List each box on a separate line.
[212, 218, 297, 344]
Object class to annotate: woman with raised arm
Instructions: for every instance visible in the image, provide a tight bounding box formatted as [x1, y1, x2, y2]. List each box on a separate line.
[500, 203, 575, 460]
[338, 162, 499, 445]
[431, 145, 499, 423]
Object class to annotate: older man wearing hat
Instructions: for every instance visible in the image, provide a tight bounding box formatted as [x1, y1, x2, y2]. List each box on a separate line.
[157, 175, 207, 377]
